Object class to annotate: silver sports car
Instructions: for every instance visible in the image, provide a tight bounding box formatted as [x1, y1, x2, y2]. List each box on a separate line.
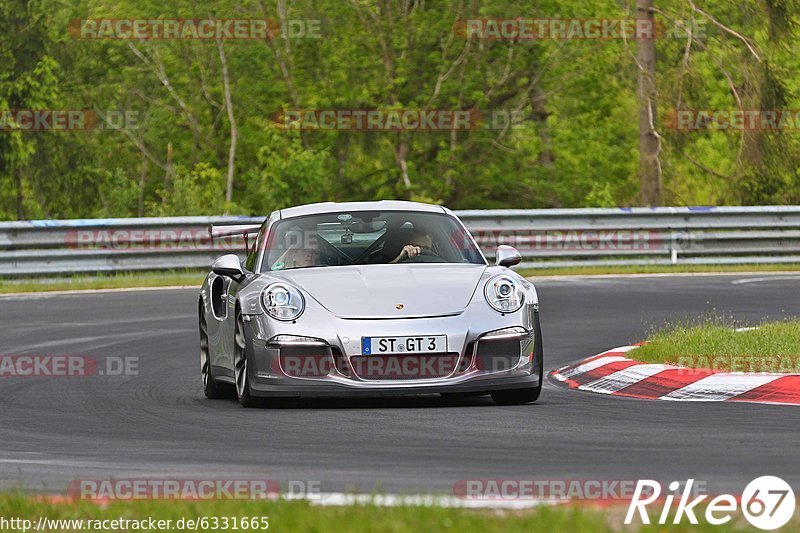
[199, 200, 542, 407]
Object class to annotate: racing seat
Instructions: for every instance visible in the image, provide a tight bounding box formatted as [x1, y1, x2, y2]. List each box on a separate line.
[380, 227, 414, 263]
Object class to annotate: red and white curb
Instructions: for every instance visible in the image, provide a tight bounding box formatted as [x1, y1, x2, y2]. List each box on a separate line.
[550, 346, 800, 405]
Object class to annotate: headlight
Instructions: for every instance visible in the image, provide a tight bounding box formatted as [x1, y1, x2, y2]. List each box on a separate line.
[261, 283, 305, 321]
[484, 275, 525, 313]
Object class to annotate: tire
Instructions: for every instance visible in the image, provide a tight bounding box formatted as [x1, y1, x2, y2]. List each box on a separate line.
[491, 315, 544, 406]
[234, 310, 259, 408]
[200, 306, 227, 399]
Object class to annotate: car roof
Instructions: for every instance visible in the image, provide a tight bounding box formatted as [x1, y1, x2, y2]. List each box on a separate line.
[278, 200, 447, 219]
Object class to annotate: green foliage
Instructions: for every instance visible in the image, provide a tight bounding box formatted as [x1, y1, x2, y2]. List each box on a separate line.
[242, 130, 333, 212]
[97, 168, 138, 217]
[158, 163, 229, 216]
[0, 0, 61, 219]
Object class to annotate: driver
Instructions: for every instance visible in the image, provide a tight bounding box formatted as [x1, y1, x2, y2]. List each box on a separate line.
[390, 230, 433, 263]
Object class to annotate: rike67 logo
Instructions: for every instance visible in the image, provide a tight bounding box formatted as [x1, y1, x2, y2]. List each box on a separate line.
[625, 477, 795, 530]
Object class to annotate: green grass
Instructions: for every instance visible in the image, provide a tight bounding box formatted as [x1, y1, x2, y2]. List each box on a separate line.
[633, 319, 800, 372]
[519, 263, 800, 277]
[0, 271, 206, 294]
[0, 494, 608, 533]
[0, 493, 786, 532]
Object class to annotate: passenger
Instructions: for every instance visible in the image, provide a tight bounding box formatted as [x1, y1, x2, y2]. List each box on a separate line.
[290, 246, 318, 268]
[273, 245, 319, 269]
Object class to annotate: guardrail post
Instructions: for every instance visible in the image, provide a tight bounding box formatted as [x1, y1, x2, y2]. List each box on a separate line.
[670, 231, 679, 265]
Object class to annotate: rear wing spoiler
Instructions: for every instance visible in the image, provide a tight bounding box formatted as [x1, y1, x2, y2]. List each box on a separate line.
[208, 224, 262, 251]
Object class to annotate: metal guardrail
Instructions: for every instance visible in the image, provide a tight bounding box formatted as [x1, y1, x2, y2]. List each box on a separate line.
[2, 207, 800, 276]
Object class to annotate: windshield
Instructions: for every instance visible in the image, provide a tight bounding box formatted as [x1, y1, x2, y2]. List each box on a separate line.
[262, 210, 485, 271]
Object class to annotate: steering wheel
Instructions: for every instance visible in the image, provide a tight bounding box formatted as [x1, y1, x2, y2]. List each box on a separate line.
[401, 250, 444, 263]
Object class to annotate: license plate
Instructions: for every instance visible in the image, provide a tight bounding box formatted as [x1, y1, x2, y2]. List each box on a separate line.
[361, 335, 447, 355]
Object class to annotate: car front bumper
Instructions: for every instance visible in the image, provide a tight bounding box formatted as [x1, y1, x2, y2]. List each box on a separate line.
[242, 302, 543, 398]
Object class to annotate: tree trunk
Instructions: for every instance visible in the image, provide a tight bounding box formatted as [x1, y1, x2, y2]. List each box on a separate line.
[218, 40, 237, 205]
[636, 0, 661, 206]
[394, 136, 412, 199]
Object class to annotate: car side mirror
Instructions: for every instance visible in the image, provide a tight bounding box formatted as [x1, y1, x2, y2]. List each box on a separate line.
[212, 254, 245, 282]
[495, 245, 522, 268]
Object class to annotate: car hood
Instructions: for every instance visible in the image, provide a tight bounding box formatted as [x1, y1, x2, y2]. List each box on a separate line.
[278, 264, 488, 318]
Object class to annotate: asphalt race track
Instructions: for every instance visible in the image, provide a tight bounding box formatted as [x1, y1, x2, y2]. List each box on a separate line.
[1, 274, 799, 496]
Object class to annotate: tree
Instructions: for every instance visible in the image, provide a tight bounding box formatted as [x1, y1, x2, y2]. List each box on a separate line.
[636, 0, 661, 206]
[0, 0, 60, 219]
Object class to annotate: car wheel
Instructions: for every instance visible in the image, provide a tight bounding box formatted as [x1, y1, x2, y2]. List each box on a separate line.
[234, 311, 258, 408]
[200, 307, 227, 399]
